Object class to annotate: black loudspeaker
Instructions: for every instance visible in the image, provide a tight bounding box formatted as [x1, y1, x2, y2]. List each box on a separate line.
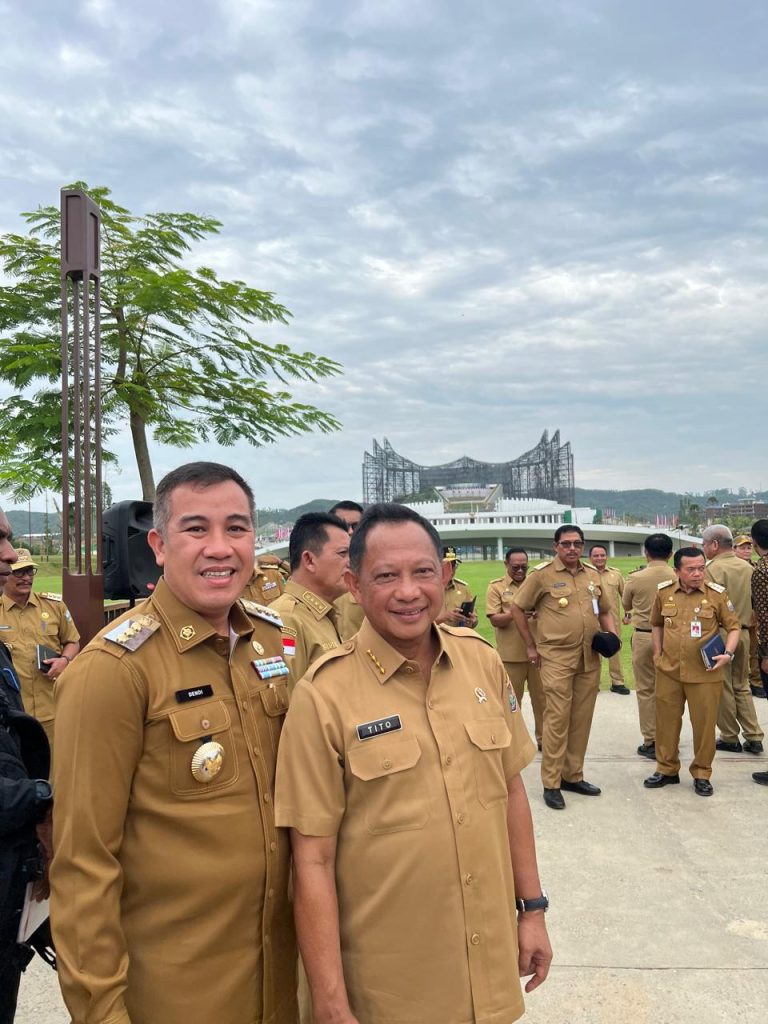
[103, 501, 162, 600]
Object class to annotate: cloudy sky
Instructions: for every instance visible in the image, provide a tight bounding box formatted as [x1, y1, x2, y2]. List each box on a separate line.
[1, 0, 766, 509]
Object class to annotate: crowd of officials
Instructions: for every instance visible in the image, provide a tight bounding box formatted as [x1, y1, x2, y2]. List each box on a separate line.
[1, 461, 766, 1024]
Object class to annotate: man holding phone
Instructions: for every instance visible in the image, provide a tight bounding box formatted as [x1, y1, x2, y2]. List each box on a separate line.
[437, 546, 478, 628]
[0, 548, 79, 759]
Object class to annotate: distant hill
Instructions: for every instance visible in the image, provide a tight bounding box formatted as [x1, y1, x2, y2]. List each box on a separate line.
[6, 509, 61, 538]
[575, 488, 768, 520]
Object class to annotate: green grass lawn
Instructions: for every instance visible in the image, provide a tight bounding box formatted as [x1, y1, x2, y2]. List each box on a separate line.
[457, 556, 643, 690]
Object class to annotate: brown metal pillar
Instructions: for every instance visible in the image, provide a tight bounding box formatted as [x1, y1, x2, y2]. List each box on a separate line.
[61, 189, 105, 644]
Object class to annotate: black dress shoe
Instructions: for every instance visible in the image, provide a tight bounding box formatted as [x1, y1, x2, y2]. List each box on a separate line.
[610, 684, 630, 695]
[715, 738, 742, 753]
[750, 685, 767, 699]
[753, 771, 768, 786]
[560, 779, 601, 796]
[644, 772, 680, 788]
[637, 742, 656, 759]
[543, 788, 565, 810]
[743, 740, 764, 754]
[693, 778, 714, 797]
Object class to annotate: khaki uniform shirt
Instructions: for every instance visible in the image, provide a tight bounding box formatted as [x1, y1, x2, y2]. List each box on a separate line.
[593, 565, 624, 618]
[0, 591, 80, 723]
[485, 575, 535, 661]
[50, 579, 296, 1024]
[705, 550, 754, 625]
[443, 576, 474, 615]
[334, 591, 365, 641]
[622, 561, 677, 630]
[275, 618, 535, 1024]
[241, 565, 286, 606]
[512, 557, 612, 668]
[651, 580, 740, 683]
[271, 580, 342, 691]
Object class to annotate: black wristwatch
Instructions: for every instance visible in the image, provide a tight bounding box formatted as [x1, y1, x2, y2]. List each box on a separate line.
[515, 888, 549, 913]
[34, 779, 53, 820]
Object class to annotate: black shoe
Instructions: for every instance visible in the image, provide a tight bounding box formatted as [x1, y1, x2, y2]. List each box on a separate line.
[610, 684, 630, 695]
[750, 685, 767, 699]
[637, 742, 656, 760]
[644, 772, 680, 788]
[560, 779, 601, 796]
[715, 738, 742, 753]
[753, 771, 768, 786]
[693, 778, 714, 797]
[743, 740, 764, 755]
[543, 788, 565, 810]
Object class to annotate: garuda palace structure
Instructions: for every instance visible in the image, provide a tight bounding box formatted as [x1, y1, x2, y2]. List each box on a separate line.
[362, 430, 575, 507]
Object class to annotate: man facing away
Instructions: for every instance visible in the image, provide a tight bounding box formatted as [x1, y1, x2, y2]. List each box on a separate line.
[589, 544, 628, 694]
[50, 463, 297, 1024]
[275, 503, 551, 1024]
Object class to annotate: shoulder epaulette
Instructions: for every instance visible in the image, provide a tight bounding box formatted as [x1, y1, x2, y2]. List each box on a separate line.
[240, 598, 282, 627]
[305, 641, 355, 681]
[39, 592, 62, 602]
[706, 581, 725, 593]
[438, 623, 494, 647]
[532, 561, 551, 571]
[454, 577, 468, 586]
[489, 576, 505, 584]
[583, 561, 597, 570]
[104, 614, 160, 652]
[657, 580, 674, 590]
[629, 565, 645, 574]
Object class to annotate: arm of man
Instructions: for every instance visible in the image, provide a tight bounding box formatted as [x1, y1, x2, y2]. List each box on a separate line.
[506, 774, 552, 992]
[51, 649, 146, 1024]
[709, 626, 742, 671]
[291, 832, 360, 1024]
[44, 640, 80, 681]
[486, 582, 513, 628]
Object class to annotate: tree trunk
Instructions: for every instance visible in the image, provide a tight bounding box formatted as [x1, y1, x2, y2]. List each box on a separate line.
[130, 409, 156, 502]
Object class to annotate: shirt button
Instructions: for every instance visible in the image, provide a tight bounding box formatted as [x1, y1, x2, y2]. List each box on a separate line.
[464, 873, 474, 885]
[201, 718, 211, 730]
[270, 841, 277, 852]
[445, 755, 453, 766]
[382, 759, 392, 770]
[428, 700, 435, 709]
[404, 665, 414, 674]
[268, 888, 274, 899]
[456, 812, 465, 824]
[491, 734, 497, 745]
[470, 933, 481, 945]
[241, 700, 248, 709]
[263, 792, 271, 803]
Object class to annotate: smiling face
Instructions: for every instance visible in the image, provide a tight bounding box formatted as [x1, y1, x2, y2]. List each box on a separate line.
[554, 530, 584, 568]
[589, 546, 608, 571]
[505, 551, 528, 582]
[346, 521, 444, 659]
[147, 480, 255, 632]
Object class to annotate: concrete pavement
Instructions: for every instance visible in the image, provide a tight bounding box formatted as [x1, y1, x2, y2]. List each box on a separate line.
[16, 688, 768, 1023]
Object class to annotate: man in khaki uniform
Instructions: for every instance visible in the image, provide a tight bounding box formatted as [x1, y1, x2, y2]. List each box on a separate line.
[486, 547, 545, 748]
[622, 534, 677, 759]
[510, 525, 617, 810]
[271, 512, 350, 691]
[645, 547, 741, 797]
[330, 501, 366, 641]
[275, 504, 551, 1024]
[0, 548, 80, 755]
[436, 546, 478, 628]
[241, 556, 286, 605]
[589, 544, 628, 694]
[702, 524, 764, 754]
[50, 462, 297, 1024]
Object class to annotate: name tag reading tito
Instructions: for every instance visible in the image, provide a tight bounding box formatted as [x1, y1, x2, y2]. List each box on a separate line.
[356, 715, 403, 741]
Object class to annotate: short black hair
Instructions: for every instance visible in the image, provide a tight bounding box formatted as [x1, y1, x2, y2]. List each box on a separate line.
[589, 544, 608, 557]
[329, 500, 364, 516]
[674, 546, 704, 569]
[644, 533, 673, 559]
[751, 519, 768, 550]
[504, 547, 528, 561]
[289, 512, 349, 572]
[554, 524, 584, 543]
[349, 503, 441, 574]
[153, 462, 255, 537]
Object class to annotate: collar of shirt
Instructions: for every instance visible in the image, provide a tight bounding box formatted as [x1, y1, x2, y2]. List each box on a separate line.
[672, 581, 706, 596]
[553, 555, 585, 573]
[0, 590, 40, 612]
[284, 579, 334, 620]
[356, 617, 453, 685]
[150, 577, 254, 652]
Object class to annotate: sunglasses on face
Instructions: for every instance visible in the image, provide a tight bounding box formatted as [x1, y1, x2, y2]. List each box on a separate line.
[12, 567, 37, 577]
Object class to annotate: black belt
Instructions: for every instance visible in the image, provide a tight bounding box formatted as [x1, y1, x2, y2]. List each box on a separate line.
[634, 627, 652, 633]
[742, 624, 751, 629]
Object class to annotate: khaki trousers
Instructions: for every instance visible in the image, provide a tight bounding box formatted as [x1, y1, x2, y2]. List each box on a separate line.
[539, 653, 600, 789]
[717, 630, 763, 742]
[631, 631, 656, 744]
[607, 650, 624, 685]
[504, 661, 545, 745]
[655, 669, 722, 779]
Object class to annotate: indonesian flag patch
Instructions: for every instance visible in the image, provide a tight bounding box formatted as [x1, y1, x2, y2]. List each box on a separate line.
[282, 636, 296, 657]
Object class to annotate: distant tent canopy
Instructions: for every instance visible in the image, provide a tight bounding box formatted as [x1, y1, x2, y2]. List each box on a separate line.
[362, 430, 575, 506]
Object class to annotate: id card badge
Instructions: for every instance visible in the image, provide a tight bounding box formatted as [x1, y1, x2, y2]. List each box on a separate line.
[592, 598, 600, 615]
[690, 620, 702, 639]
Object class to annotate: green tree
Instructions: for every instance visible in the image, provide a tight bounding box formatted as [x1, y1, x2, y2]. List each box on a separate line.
[0, 183, 341, 500]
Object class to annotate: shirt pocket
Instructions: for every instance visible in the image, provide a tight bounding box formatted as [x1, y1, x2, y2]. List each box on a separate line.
[167, 699, 239, 798]
[347, 734, 430, 834]
[698, 607, 715, 621]
[258, 680, 290, 756]
[464, 717, 512, 808]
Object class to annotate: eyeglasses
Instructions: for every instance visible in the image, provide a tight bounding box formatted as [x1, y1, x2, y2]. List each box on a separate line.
[11, 567, 37, 577]
[557, 541, 584, 549]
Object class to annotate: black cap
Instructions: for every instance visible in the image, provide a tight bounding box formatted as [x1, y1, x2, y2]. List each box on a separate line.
[591, 631, 622, 658]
